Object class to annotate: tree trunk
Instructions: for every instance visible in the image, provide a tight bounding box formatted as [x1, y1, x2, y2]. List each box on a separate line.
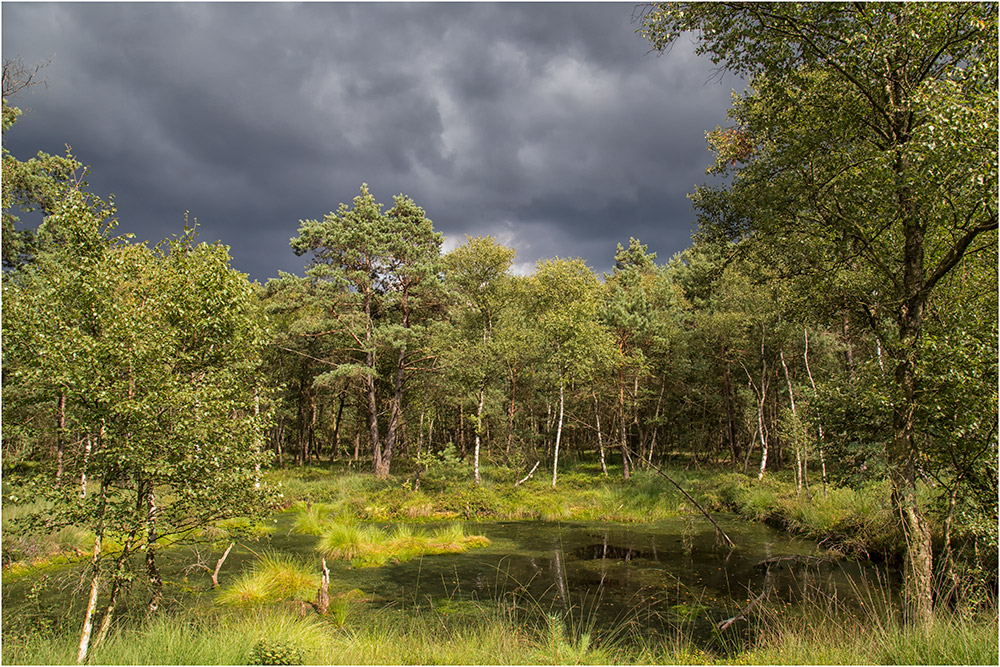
[458, 403, 466, 459]
[473, 387, 484, 485]
[77, 480, 107, 664]
[94, 530, 136, 650]
[892, 351, 935, 626]
[551, 370, 565, 488]
[632, 374, 644, 468]
[80, 432, 93, 498]
[366, 369, 382, 474]
[145, 485, 162, 616]
[296, 390, 306, 465]
[316, 559, 331, 615]
[754, 329, 769, 480]
[308, 391, 317, 463]
[722, 355, 739, 466]
[648, 378, 665, 466]
[276, 419, 284, 466]
[56, 391, 66, 485]
[842, 311, 855, 380]
[619, 367, 631, 481]
[889, 99, 934, 625]
[77, 535, 102, 664]
[779, 347, 802, 495]
[755, 378, 768, 480]
[506, 362, 517, 459]
[212, 542, 234, 589]
[379, 345, 407, 479]
[331, 391, 346, 463]
[803, 328, 829, 497]
[940, 481, 962, 605]
[254, 389, 261, 489]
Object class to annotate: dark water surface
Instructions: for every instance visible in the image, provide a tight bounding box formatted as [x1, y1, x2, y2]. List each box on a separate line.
[3, 513, 897, 650]
[278, 516, 896, 644]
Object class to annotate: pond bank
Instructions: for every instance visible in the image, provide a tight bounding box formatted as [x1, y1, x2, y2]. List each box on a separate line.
[267, 463, 905, 562]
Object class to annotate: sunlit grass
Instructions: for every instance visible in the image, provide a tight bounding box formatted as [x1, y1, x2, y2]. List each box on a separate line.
[3, 583, 996, 665]
[315, 521, 490, 567]
[728, 605, 999, 665]
[216, 551, 318, 607]
[291, 501, 337, 535]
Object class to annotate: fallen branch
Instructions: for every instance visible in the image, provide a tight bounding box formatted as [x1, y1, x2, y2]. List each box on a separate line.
[515, 461, 541, 487]
[717, 586, 769, 631]
[755, 553, 841, 569]
[629, 446, 735, 549]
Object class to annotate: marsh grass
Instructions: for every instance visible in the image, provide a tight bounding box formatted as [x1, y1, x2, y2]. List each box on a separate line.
[315, 521, 490, 566]
[730, 604, 998, 665]
[6, 463, 995, 665]
[3, 584, 996, 665]
[1, 500, 94, 573]
[290, 501, 336, 535]
[216, 551, 317, 607]
[710, 472, 903, 557]
[266, 464, 699, 525]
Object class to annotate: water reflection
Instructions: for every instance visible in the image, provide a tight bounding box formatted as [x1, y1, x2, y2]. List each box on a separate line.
[367, 518, 896, 644]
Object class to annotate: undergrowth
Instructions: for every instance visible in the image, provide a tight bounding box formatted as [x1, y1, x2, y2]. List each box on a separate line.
[3, 597, 995, 665]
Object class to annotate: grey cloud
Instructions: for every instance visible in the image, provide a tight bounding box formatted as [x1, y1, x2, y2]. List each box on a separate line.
[2, 2, 739, 281]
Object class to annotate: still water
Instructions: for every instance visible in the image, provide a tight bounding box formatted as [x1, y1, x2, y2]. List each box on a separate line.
[269, 515, 896, 643]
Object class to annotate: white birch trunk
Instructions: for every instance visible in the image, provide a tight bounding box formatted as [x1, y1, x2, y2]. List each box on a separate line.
[803, 328, 829, 497]
[473, 388, 484, 485]
[779, 347, 803, 494]
[551, 370, 565, 488]
[80, 433, 93, 498]
[77, 534, 101, 664]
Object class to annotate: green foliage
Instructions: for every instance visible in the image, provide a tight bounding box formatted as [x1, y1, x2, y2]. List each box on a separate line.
[640, 2, 998, 622]
[1, 78, 84, 270]
[416, 442, 472, 489]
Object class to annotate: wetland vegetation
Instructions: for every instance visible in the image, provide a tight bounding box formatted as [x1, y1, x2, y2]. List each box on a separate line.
[3, 3, 997, 664]
[3, 464, 997, 665]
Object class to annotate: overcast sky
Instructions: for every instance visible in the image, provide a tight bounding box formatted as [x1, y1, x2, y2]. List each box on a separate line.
[2, 2, 740, 282]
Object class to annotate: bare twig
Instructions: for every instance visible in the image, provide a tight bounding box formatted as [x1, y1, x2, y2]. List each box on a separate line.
[514, 460, 540, 487]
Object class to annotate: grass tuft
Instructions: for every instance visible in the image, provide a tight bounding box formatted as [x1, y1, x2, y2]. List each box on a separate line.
[316, 521, 490, 567]
[216, 552, 317, 607]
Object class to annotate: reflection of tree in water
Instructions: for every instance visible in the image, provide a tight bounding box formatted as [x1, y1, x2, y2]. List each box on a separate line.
[373, 521, 890, 646]
[550, 548, 568, 611]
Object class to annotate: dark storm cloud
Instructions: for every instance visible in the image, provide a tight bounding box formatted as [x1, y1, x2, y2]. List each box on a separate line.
[2, 2, 739, 281]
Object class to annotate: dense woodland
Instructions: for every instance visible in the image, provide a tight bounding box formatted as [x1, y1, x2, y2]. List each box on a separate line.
[2, 3, 997, 659]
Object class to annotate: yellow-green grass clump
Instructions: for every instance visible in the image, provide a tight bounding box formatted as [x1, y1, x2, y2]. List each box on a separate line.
[317, 521, 490, 567]
[216, 552, 318, 607]
[291, 501, 338, 535]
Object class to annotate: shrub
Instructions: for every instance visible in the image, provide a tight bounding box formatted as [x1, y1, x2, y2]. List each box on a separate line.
[247, 638, 305, 666]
